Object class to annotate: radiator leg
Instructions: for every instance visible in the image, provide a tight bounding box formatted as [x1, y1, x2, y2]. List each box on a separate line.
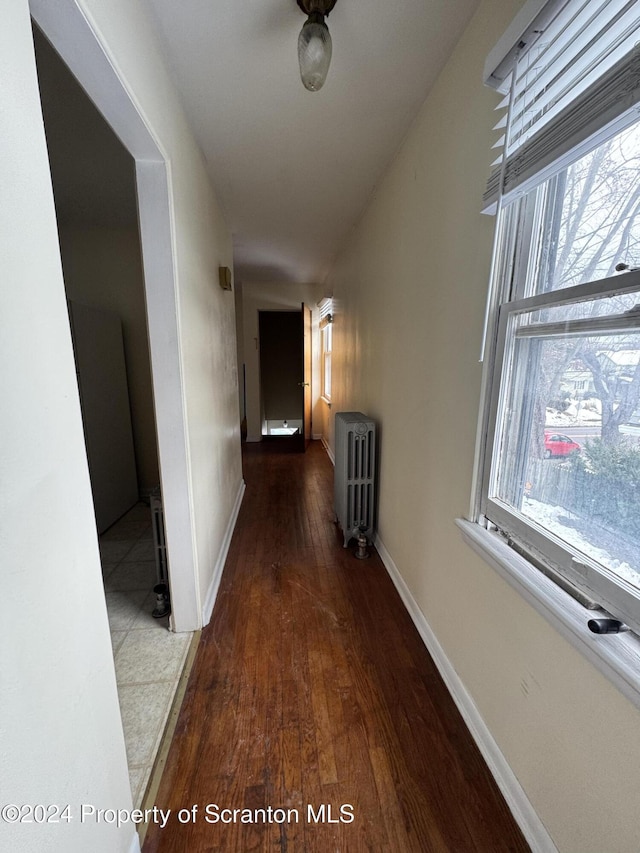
[355, 529, 370, 560]
[152, 582, 171, 618]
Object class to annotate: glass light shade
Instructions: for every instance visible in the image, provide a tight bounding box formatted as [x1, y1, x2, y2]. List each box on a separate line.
[298, 18, 332, 92]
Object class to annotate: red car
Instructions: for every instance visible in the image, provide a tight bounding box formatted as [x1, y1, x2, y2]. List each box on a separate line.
[544, 432, 581, 458]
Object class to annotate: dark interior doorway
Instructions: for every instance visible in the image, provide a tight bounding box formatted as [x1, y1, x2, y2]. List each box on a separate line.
[259, 310, 303, 440]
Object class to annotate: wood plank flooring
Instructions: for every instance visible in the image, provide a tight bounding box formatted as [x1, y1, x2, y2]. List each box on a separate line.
[143, 441, 530, 852]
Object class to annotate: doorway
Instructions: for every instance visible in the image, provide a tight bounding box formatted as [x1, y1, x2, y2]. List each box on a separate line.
[30, 0, 200, 633]
[259, 306, 312, 450]
[260, 311, 303, 437]
[31, 20, 192, 808]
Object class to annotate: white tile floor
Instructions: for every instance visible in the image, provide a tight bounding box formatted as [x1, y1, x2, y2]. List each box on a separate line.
[100, 503, 192, 808]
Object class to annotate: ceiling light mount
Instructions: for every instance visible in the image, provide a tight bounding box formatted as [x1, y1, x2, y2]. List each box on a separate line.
[296, 0, 338, 15]
[296, 0, 339, 92]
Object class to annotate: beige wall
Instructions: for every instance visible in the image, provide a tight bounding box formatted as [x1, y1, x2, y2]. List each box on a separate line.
[325, 1, 640, 850]
[234, 279, 245, 424]
[60, 225, 160, 492]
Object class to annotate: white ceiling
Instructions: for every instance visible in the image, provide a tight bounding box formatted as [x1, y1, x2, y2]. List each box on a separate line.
[35, 1, 481, 284]
[145, 0, 480, 284]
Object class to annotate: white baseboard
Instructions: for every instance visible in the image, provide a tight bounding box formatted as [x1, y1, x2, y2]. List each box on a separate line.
[129, 830, 141, 853]
[312, 432, 323, 440]
[202, 479, 246, 626]
[373, 533, 557, 853]
[321, 436, 335, 465]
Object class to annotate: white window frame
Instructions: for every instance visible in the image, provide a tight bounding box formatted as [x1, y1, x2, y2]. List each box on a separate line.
[467, 183, 640, 702]
[318, 298, 333, 404]
[321, 321, 332, 403]
[464, 0, 640, 702]
[481, 258, 640, 633]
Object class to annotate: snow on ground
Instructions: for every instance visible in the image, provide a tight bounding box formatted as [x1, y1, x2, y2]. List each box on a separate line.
[546, 406, 601, 426]
[523, 496, 640, 588]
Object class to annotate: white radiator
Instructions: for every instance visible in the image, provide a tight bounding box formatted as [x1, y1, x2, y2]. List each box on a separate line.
[334, 412, 376, 547]
[150, 490, 169, 585]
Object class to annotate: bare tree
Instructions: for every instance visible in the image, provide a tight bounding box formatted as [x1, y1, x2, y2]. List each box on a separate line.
[535, 126, 640, 447]
[578, 348, 640, 443]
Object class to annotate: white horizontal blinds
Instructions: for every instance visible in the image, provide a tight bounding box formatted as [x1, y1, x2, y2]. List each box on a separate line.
[488, 89, 511, 169]
[318, 296, 333, 328]
[508, 0, 638, 151]
[483, 0, 640, 213]
[483, 0, 573, 186]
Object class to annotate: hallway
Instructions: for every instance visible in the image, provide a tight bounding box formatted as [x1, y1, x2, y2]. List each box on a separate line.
[143, 441, 528, 852]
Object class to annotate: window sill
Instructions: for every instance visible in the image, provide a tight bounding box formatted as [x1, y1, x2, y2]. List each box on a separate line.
[321, 397, 332, 407]
[456, 518, 640, 710]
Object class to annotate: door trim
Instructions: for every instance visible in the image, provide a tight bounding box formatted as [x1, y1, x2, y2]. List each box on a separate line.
[30, 0, 201, 631]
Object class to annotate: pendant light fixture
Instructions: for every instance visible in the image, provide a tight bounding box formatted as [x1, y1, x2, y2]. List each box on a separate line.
[296, 0, 338, 92]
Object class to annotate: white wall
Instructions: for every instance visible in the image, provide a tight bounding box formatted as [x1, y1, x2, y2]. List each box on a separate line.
[239, 281, 327, 442]
[325, 1, 640, 850]
[60, 226, 159, 493]
[1, 3, 134, 851]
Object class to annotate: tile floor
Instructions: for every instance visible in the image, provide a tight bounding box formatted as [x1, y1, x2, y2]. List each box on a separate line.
[99, 503, 192, 808]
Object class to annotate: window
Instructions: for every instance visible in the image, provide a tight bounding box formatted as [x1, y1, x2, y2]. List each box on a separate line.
[322, 322, 332, 402]
[479, 0, 640, 635]
[318, 297, 333, 403]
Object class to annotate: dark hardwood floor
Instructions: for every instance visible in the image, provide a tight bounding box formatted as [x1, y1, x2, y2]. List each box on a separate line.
[143, 440, 529, 852]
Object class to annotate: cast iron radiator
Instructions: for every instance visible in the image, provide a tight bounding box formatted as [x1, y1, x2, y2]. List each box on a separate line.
[334, 412, 376, 547]
[150, 490, 169, 585]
